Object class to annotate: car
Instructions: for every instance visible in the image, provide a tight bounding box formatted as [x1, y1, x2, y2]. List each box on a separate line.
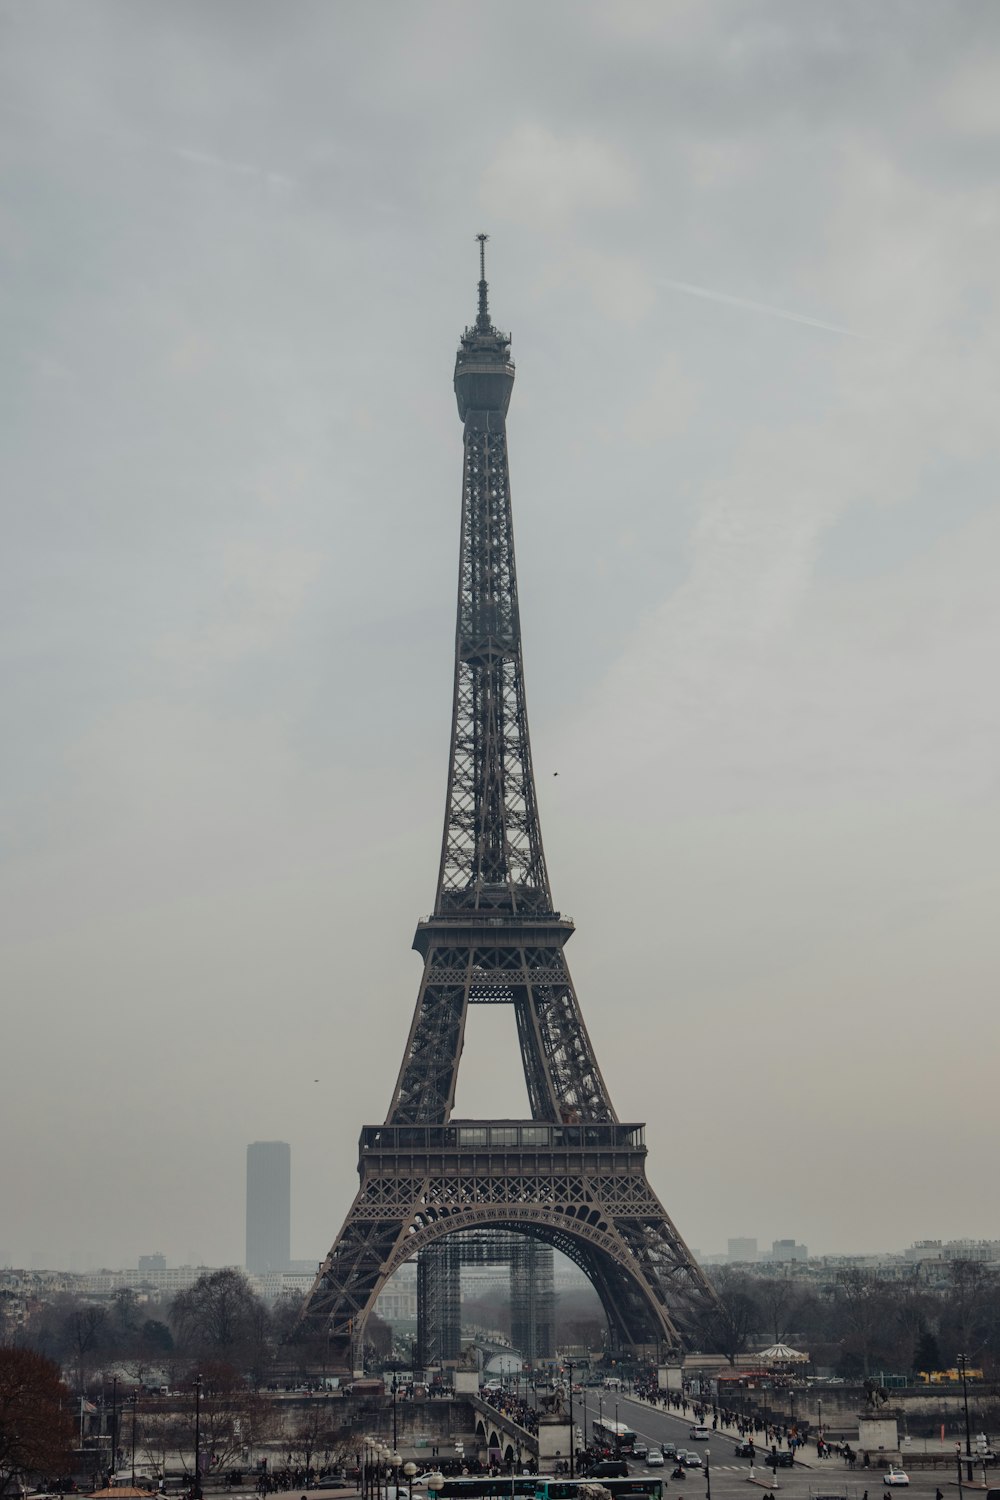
[633, 1446, 648, 1460]
[734, 1443, 756, 1458]
[884, 1469, 909, 1487]
[689, 1426, 711, 1441]
[771, 1452, 795, 1469]
[681, 1452, 703, 1469]
[646, 1451, 664, 1468]
[661, 1444, 677, 1459]
[590, 1462, 629, 1479]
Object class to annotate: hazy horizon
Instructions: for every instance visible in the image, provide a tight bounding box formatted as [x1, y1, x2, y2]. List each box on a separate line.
[3, 2, 999, 1273]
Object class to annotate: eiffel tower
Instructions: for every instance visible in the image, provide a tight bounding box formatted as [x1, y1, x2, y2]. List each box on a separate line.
[298, 237, 720, 1368]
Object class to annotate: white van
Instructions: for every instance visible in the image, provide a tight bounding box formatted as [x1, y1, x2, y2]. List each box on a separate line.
[689, 1425, 711, 1441]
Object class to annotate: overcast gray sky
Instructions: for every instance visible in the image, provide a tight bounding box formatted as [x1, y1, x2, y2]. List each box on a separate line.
[3, 1, 999, 1274]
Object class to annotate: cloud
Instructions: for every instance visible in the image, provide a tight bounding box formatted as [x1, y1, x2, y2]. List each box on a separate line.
[158, 543, 324, 671]
[480, 122, 639, 230]
[172, 144, 297, 191]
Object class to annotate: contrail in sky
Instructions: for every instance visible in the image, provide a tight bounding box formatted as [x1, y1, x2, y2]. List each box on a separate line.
[657, 276, 865, 337]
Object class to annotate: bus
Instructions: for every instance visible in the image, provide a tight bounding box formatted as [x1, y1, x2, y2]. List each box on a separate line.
[535, 1482, 663, 1500]
[591, 1420, 637, 1454]
[430, 1481, 539, 1499]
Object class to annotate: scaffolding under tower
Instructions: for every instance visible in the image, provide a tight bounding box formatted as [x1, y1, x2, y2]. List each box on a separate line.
[416, 1230, 555, 1368]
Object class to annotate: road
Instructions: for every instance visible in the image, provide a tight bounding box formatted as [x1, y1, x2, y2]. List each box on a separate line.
[566, 1394, 974, 1500]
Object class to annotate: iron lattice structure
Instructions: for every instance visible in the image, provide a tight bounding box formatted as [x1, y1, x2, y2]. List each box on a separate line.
[298, 239, 721, 1366]
[417, 1230, 554, 1367]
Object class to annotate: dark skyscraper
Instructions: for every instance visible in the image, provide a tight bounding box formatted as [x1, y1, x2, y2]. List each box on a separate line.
[246, 1140, 291, 1274]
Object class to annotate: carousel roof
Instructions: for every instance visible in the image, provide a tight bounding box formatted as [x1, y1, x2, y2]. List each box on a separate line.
[757, 1342, 809, 1362]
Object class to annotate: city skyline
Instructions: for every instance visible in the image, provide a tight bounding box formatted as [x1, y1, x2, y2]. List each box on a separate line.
[3, 3, 999, 1271]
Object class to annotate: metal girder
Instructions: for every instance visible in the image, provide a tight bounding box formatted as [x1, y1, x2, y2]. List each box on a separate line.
[297, 1138, 712, 1358]
[386, 935, 615, 1125]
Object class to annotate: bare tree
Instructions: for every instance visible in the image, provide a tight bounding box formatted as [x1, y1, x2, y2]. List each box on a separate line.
[65, 1303, 109, 1393]
[940, 1260, 1000, 1364]
[834, 1269, 891, 1377]
[287, 1401, 341, 1478]
[706, 1268, 761, 1365]
[757, 1271, 805, 1343]
[170, 1270, 270, 1366]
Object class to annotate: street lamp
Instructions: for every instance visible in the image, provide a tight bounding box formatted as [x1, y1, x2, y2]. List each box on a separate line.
[390, 1452, 402, 1498]
[403, 1461, 417, 1500]
[130, 1393, 139, 1487]
[367, 1438, 379, 1500]
[192, 1374, 203, 1500]
[566, 1361, 575, 1479]
[956, 1442, 964, 1500]
[111, 1376, 119, 1479]
[705, 1447, 711, 1500]
[977, 1433, 990, 1491]
[958, 1354, 974, 1483]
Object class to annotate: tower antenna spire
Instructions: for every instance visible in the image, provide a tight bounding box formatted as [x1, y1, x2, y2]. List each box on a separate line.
[475, 231, 490, 329]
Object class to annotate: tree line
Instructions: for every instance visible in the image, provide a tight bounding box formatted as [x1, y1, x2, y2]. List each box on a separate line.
[704, 1258, 1000, 1378]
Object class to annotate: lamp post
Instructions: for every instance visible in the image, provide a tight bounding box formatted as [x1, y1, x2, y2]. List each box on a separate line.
[956, 1442, 964, 1500]
[705, 1447, 711, 1500]
[111, 1376, 119, 1478]
[392, 1377, 399, 1451]
[193, 1374, 203, 1500]
[390, 1451, 402, 1498]
[958, 1354, 974, 1483]
[403, 1461, 417, 1500]
[566, 1361, 575, 1479]
[369, 1440, 378, 1500]
[130, 1393, 138, 1487]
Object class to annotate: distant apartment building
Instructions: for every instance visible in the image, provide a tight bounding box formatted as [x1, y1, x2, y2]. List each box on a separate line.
[728, 1237, 759, 1263]
[249, 1269, 316, 1302]
[906, 1239, 1000, 1265]
[375, 1262, 418, 1323]
[768, 1238, 808, 1263]
[246, 1141, 291, 1275]
[79, 1264, 219, 1293]
[138, 1253, 167, 1275]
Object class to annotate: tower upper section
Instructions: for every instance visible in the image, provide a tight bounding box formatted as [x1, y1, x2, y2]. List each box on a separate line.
[454, 234, 515, 421]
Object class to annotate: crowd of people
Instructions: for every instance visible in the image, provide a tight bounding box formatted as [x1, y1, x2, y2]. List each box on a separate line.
[477, 1385, 539, 1436]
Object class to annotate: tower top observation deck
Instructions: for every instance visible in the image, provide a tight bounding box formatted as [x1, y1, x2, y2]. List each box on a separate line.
[454, 233, 515, 421]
